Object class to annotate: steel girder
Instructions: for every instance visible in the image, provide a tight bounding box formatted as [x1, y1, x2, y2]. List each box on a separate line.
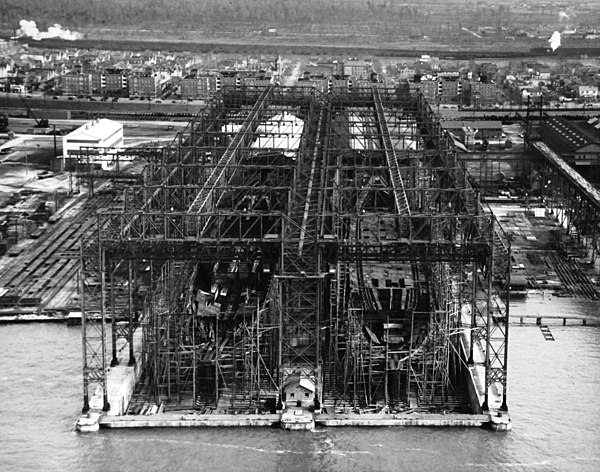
[81, 86, 511, 413]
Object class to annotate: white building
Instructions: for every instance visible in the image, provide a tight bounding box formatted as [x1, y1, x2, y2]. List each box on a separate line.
[576, 85, 598, 100]
[61, 118, 124, 170]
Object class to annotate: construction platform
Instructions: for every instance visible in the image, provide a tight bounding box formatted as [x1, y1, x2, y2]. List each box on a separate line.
[75, 85, 514, 431]
[77, 326, 510, 431]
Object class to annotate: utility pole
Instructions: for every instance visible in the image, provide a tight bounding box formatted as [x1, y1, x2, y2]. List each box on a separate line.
[53, 125, 58, 160]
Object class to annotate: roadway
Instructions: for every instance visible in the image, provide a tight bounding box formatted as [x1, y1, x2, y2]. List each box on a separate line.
[1, 92, 207, 116]
[436, 103, 600, 121]
[1, 118, 186, 163]
[5, 117, 188, 134]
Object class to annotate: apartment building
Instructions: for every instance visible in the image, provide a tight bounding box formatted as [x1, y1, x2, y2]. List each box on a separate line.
[59, 73, 93, 96]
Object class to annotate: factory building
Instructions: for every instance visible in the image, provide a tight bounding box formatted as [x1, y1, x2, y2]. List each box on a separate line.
[540, 117, 600, 175]
[61, 118, 124, 170]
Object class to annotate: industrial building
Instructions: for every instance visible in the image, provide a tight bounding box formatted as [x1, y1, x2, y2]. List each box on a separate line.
[539, 116, 600, 183]
[78, 85, 509, 426]
[62, 118, 124, 169]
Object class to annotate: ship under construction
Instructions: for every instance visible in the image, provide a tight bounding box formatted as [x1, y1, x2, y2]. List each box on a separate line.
[78, 85, 510, 427]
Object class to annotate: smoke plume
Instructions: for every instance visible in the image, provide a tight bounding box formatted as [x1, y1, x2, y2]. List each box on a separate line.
[13, 20, 82, 41]
[548, 31, 561, 52]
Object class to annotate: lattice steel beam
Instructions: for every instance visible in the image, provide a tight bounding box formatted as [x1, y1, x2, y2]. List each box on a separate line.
[187, 85, 273, 215]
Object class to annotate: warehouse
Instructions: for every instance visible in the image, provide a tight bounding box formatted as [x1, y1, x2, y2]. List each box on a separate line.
[61, 118, 124, 170]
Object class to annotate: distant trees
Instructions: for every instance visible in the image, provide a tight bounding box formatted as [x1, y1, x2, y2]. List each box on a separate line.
[0, 0, 580, 40]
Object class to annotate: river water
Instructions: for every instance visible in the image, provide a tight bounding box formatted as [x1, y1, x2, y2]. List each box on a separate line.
[1, 297, 600, 472]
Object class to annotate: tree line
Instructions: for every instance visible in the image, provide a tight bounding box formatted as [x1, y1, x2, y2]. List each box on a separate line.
[0, 0, 516, 30]
[0, 0, 571, 38]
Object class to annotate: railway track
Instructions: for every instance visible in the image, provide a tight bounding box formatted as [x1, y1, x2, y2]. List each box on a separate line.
[550, 254, 600, 300]
[0, 193, 115, 311]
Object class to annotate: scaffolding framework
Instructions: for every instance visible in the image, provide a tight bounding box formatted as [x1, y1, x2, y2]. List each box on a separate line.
[81, 85, 510, 414]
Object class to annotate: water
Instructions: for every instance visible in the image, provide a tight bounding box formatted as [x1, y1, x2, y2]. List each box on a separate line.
[1, 313, 600, 472]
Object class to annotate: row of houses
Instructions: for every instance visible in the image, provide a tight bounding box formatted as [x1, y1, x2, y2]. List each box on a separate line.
[0, 41, 211, 97]
[505, 79, 599, 105]
[179, 71, 383, 99]
[179, 70, 273, 99]
[397, 74, 502, 106]
[58, 69, 173, 98]
[303, 60, 373, 80]
[58, 60, 376, 101]
[176, 59, 375, 99]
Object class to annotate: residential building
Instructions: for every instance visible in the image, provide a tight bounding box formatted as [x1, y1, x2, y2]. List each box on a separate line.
[398, 66, 416, 80]
[217, 71, 245, 91]
[342, 60, 371, 80]
[104, 69, 129, 96]
[294, 74, 354, 94]
[0, 59, 12, 79]
[405, 77, 438, 102]
[328, 75, 355, 94]
[128, 73, 160, 98]
[576, 85, 598, 101]
[438, 76, 464, 103]
[180, 74, 219, 99]
[470, 81, 500, 107]
[59, 73, 93, 96]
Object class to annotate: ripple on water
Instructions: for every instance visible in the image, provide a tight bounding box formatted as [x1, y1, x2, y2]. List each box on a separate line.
[1, 321, 600, 472]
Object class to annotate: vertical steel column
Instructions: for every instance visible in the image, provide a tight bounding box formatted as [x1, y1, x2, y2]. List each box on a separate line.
[128, 259, 135, 366]
[80, 268, 89, 413]
[110, 262, 118, 367]
[468, 261, 477, 364]
[99, 249, 110, 411]
[482, 220, 494, 411]
[501, 239, 510, 412]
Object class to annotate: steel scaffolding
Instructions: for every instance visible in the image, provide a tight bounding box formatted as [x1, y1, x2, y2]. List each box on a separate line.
[81, 85, 510, 415]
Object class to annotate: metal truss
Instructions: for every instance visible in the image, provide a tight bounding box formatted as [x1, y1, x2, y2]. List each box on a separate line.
[81, 86, 510, 415]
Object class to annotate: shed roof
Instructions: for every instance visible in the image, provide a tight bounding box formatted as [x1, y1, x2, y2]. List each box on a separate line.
[284, 375, 315, 392]
[298, 378, 315, 393]
[65, 119, 122, 143]
[544, 117, 600, 153]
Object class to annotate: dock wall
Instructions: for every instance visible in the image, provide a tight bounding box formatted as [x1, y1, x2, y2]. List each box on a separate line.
[98, 412, 491, 429]
[105, 330, 144, 416]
